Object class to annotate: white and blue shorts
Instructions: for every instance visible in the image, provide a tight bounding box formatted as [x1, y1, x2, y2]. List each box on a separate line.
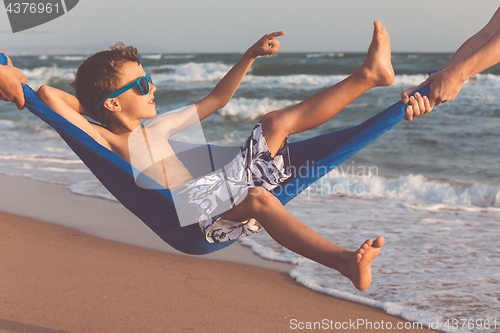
[172, 121, 292, 243]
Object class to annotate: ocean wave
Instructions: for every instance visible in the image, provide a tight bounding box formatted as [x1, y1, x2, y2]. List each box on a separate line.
[17, 165, 90, 173]
[19, 58, 500, 95]
[288, 266, 438, 330]
[244, 74, 347, 90]
[146, 61, 385, 88]
[148, 65, 175, 74]
[306, 52, 343, 59]
[141, 54, 163, 60]
[0, 119, 16, 129]
[0, 153, 83, 165]
[67, 180, 117, 201]
[467, 73, 500, 90]
[303, 172, 500, 210]
[43, 147, 72, 153]
[162, 54, 197, 59]
[392, 74, 428, 87]
[149, 62, 230, 85]
[148, 61, 453, 91]
[220, 97, 301, 120]
[54, 55, 86, 61]
[0, 172, 70, 186]
[20, 66, 75, 89]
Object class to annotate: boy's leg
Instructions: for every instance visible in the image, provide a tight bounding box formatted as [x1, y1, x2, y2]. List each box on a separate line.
[221, 187, 384, 291]
[262, 21, 394, 156]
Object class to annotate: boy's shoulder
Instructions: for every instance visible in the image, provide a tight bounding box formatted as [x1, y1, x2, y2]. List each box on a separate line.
[91, 123, 131, 162]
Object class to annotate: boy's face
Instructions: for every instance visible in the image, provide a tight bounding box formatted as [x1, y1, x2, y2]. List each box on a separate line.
[114, 61, 157, 120]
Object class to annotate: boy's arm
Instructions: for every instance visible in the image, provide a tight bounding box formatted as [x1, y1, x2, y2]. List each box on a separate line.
[194, 32, 284, 121]
[36, 85, 106, 145]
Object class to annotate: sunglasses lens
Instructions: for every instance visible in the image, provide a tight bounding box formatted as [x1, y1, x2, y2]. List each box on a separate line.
[139, 77, 149, 95]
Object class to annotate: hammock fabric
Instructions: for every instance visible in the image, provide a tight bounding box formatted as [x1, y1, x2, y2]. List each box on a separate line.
[22, 84, 429, 255]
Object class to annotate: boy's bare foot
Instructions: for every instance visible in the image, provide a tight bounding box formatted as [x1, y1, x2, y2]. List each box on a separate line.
[358, 21, 395, 87]
[342, 236, 385, 291]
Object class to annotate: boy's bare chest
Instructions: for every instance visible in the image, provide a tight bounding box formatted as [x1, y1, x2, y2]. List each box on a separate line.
[115, 135, 193, 189]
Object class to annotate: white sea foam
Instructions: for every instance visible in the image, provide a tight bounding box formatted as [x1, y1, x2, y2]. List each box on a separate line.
[305, 172, 500, 210]
[0, 153, 83, 165]
[20, 66, 75, 89]
[158, 61, 497, 94]
[220, 97, 301, 120]
[54, 55, 86, 61]
[154, 62, 231, 84]
[142, 54, 163, 60]
[0, 119, 16, 129]
[43, 147, 72, 153]
[149, 61, 347, 89]
[306, 52, 338, 58]
[162, 54, 196, 59]
[0, 171, 70, 186]
[245, 74, 347, 90]
[149, 61, 440, 90]
[67, 180, 117, 201]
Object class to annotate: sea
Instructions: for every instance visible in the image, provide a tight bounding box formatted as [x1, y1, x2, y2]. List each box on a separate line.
[1, 52, 499, 332]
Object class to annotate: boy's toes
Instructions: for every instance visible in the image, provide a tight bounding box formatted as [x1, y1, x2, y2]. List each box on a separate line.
[373, 236, 385, 248]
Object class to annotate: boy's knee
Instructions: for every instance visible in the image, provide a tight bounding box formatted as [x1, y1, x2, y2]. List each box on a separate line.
[260, 111, 291, 155]
[261, 111, 280, 132]
[247, 186, 276, 210]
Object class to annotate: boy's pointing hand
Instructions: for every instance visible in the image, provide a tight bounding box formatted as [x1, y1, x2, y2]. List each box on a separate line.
[248, 31, 285, 58]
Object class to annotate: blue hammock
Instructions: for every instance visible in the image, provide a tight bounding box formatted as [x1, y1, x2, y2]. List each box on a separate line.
[22, 84, 429, 255]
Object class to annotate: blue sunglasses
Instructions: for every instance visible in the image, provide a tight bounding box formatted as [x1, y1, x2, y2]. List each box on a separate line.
[94, 73, 153, 111]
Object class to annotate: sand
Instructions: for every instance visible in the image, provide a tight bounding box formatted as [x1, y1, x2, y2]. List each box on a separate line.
[0, 176, 437, 332]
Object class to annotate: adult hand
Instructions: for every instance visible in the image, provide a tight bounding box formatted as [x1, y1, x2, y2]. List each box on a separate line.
[247, 31, 285, 58]
[400, 67, 465, 121]
[402, 91, 432, 121]
[0, 50, 28, 109]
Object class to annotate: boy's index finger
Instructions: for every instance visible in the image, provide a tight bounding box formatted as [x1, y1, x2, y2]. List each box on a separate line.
[268, 31, 285, 38]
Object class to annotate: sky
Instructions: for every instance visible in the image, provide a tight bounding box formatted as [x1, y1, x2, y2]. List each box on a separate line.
[1, 0, 499, 55]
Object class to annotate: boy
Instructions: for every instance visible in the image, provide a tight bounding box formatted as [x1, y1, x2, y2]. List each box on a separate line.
[36, 22, 421, 291]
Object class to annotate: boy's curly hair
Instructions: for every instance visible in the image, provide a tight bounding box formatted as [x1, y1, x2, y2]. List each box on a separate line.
[71, 42, 140, 127]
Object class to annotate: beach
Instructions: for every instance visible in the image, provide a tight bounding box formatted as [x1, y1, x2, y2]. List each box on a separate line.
[0, 175, 436, 333]
[1, 51, 499, 331]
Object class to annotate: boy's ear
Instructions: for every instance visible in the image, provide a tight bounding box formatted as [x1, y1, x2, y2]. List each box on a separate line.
[103, 98, 121, 112]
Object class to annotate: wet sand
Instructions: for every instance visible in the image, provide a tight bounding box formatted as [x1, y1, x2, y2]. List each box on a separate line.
[0, 175, 436, 332]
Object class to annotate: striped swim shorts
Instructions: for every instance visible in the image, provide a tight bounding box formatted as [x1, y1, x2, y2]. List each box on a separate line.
[172, 121, 292, 243]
